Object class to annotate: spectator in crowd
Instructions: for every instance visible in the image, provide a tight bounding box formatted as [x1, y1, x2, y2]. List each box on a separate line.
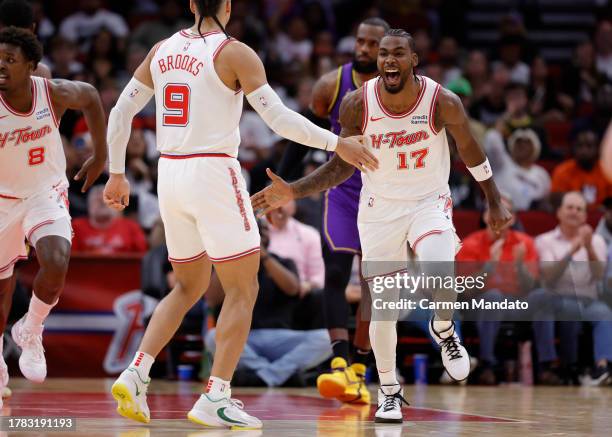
[294, 151, 326, 232]
[495, 81, 557, 159]
[595, 197, 612, 247]
[124, 121, 160, 232]
[484, 128, 550, 211]
[31, 0, 55, 45]
[551, 128, 612, 207]
[447, 77, 486, 145]
[72, 186, 148, 254]
[531, 192, 610, 385]
[238, 102, 279, 169]
[470, 63, 510, 127]
[561, 41, 607, 112]
[437, 36, 462, 86]
[205, 220, 332, 387]
[412, 29, 433, 68]
[494, 34, 530, 85]
[141, 221, 169, 303]
[464, 50, 490, 102]
[457, 196, 538, 384]
[273, 16, 313, 65]
[595, 20, 612, 81]
[46, 36, 84, 79]
[267, 201, 325, 296]
[131, 0, 190, 50]
[59, 0, 129, 53]
[529, 56, 571, 122]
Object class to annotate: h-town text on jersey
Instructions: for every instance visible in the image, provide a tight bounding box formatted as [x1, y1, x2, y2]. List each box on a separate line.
[158, 53, 204, 77]
[370, 130, 429, 149]
[0, 125, 52, 148]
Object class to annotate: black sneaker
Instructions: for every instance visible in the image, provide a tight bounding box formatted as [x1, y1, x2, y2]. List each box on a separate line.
[580, 365, 611, 387]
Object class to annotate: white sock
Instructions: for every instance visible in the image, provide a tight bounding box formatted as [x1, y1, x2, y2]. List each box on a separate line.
[24, 293, 56, 329]
[370, 320, 398, 386]
[205, 376, 231, 400]
[129, 351, 154, 378]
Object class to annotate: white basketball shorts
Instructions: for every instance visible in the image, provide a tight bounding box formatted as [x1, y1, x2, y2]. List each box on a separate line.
[157, 154, 260, 264]
[0, 183, 71, 279]
[357, 186, 459, 263]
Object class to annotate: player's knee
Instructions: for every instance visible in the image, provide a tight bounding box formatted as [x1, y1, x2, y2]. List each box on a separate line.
[225, 275, 258, 306]
[38, 240, 71, 279]
[174, 277, 208, 303]
[325, 266, 349, 292]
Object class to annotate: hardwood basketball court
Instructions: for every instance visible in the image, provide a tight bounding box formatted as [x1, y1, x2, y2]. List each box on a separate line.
[2, 378, 610, 436]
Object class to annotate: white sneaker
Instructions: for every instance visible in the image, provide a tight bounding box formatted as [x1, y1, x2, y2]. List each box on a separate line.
[429, 318, 470, 382]
[188, 393, 262, 429]
[0, 354, 8, 407]
[11, 316, 46, 383]
[374, 384, 409, 424]
[111, 367, 151, 423]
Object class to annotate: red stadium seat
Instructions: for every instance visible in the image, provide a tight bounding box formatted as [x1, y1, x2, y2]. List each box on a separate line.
[588, 210, 603, 228]
[544, 120, 572, 156]
[517, 211, 557, 236]
[453, 210, 482, 239]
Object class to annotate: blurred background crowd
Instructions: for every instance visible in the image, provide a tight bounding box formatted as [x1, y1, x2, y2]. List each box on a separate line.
[6, 0, 612, 386]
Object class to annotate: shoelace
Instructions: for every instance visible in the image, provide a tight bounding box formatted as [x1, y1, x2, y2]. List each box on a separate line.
[229, 398, 245, 410]
[20, 332, 45, 360]
[380, 391, 410, 412]
[440, 335, 462, 361]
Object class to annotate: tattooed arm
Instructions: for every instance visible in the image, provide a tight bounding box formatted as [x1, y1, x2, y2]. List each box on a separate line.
[290, 88, 362, 198]
[436, 88, 512, 232]
[250, 88, 363, 214]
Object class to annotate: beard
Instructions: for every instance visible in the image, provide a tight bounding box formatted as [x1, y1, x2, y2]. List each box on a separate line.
[352, 57, 378, 74]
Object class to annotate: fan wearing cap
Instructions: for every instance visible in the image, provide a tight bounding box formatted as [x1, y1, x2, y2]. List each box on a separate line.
[483, 127, 551, 211]
[446, 77, 486, 145]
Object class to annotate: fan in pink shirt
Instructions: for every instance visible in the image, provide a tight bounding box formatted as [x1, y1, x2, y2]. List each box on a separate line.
[267, 201, 325, 296]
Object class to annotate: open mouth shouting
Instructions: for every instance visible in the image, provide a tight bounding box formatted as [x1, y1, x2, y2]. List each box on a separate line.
[383, 66, 401, 87]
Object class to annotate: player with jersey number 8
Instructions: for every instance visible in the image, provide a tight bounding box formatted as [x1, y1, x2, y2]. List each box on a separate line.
[103, 0, 378, 431]
[0, 27, 107, 408]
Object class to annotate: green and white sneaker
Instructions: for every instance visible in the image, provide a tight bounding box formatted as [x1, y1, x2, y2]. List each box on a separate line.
[111, 367, 151, 423]
[188, 393, 262, 429]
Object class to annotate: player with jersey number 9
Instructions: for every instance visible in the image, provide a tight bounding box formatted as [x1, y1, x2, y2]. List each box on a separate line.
[103, 0, 378, 431]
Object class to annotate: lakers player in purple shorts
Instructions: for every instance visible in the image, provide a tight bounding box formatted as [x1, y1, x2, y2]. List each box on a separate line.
[277, 18, 389, 405]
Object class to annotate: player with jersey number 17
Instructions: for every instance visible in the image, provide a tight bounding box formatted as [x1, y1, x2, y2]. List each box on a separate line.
[0, 27, 107, 408]
[103, 0, 377, 431]
[252, 29, 512, 424]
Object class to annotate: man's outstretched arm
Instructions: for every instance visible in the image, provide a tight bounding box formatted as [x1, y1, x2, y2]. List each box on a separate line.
[251, 89, 363, 214]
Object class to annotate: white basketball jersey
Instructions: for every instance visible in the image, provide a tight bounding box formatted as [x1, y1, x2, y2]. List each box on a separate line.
[361, 75, 450, 200]
[0, 77, 66, 199]
[151, 29, 243, 156]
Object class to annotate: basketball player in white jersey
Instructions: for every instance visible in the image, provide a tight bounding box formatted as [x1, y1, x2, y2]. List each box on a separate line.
[0, 0, 53, 402]
[252, 29, 512, 423]
[103, 0, 376, 430]
[0, 27, 107, 407]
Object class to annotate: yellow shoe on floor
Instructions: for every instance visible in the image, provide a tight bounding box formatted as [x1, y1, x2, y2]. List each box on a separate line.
[338, 363, 371, 405]
[317, 357, 350, 399]
[2, 386, 11, 399]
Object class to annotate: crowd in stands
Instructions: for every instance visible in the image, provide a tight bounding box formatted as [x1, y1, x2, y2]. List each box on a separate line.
[10, 0, 612, 385]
